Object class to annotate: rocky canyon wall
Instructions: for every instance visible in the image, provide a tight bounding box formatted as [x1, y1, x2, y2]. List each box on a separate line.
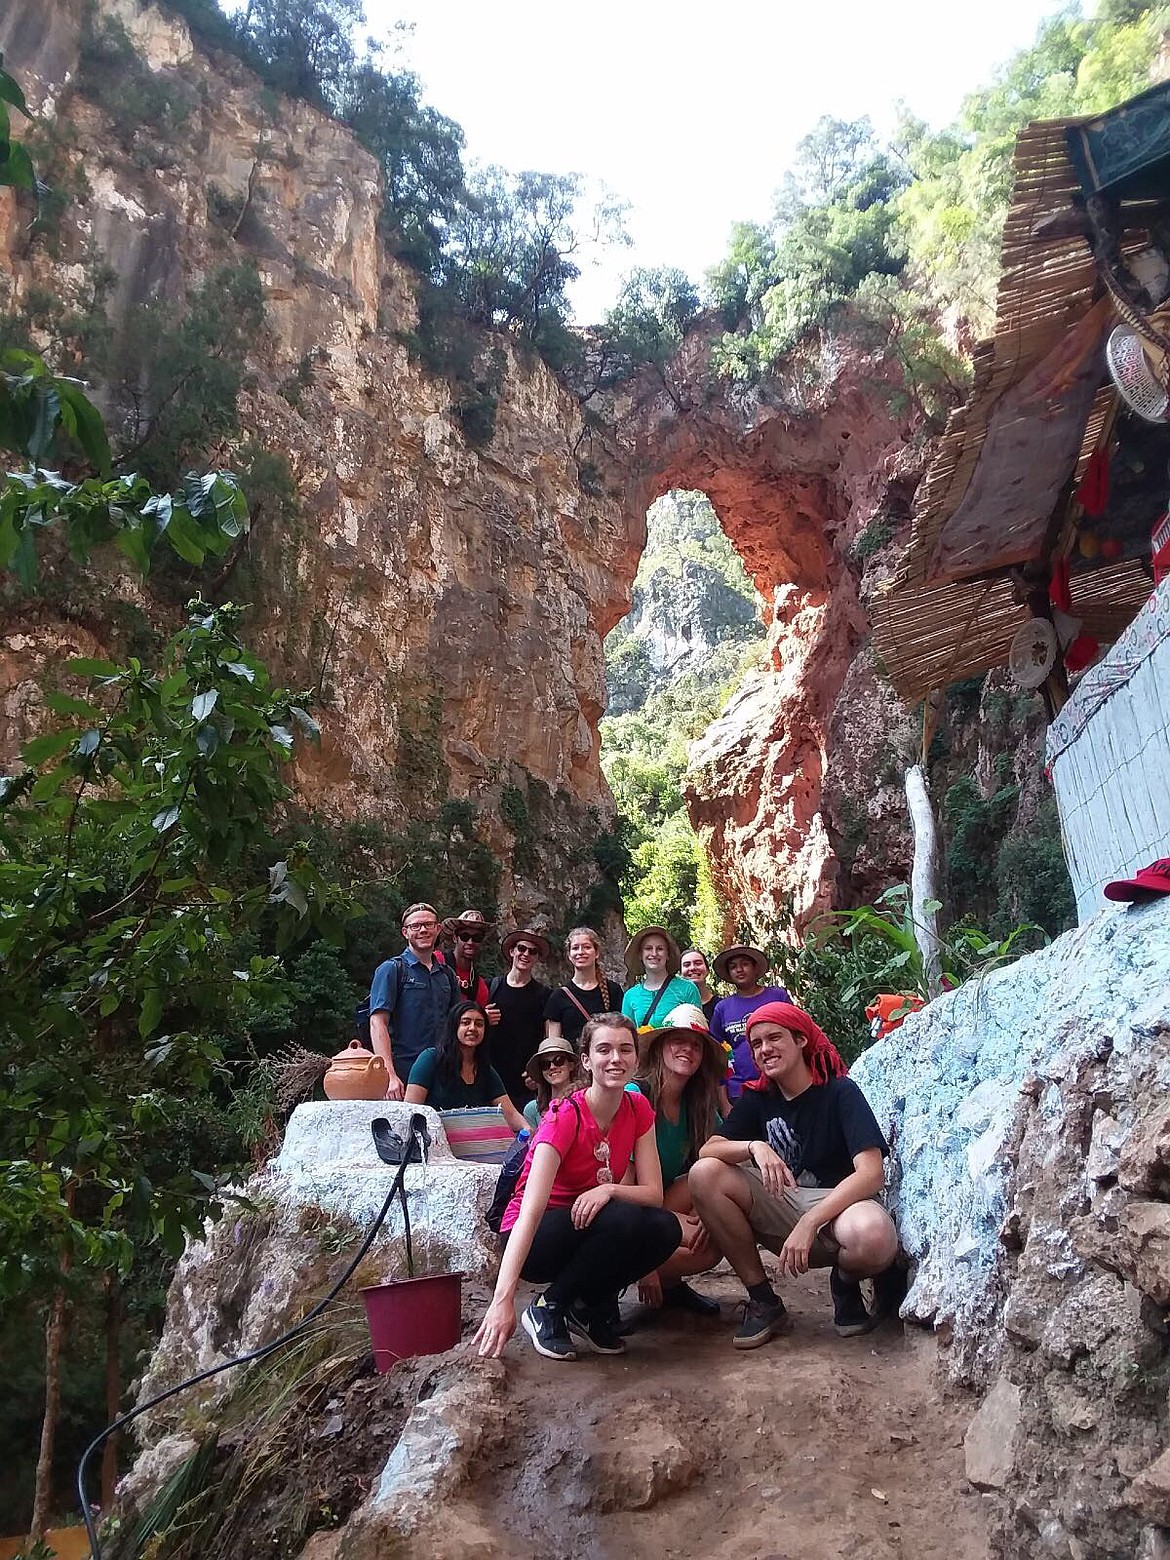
[0, 0, 639, 933]
[2, 0, 937, 942]
[853, 895, 1170, 1560]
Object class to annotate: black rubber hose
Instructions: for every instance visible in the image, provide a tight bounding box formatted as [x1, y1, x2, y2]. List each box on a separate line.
[77, 1120, 428, 1560]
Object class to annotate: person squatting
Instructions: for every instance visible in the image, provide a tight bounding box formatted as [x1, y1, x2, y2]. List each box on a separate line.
[368, 908, 905, 1360]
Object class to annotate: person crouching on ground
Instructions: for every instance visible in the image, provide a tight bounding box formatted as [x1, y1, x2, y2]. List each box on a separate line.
[634, 1005, 726, 1319]
[474, 1013, 682, 1362]
[688, 1001, 903, 1349]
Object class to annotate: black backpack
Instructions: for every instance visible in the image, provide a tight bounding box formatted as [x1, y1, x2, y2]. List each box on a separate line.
[485, 1097, 582, 1235]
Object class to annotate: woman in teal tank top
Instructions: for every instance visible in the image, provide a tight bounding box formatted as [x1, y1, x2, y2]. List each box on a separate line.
[621, 926, 702, 1031]
[634, 1003, 726, 1317]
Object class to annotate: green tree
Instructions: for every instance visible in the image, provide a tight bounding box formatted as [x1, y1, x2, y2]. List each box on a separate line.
[596, 266, 700, 383]
[232, 0, 363, 111]
[342, 61, 465, 274]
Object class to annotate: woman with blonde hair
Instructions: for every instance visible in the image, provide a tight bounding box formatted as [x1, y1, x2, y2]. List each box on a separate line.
[544, 925, 624, 1048]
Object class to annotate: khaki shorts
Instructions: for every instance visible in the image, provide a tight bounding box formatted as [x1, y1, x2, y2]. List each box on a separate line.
[739, 1165, 844, 1268]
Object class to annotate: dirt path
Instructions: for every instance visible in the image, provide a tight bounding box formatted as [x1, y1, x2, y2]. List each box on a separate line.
[430, 1269, 989, 1560]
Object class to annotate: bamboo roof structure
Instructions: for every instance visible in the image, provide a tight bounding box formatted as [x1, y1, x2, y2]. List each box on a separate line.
[872, 117, 1152, 702]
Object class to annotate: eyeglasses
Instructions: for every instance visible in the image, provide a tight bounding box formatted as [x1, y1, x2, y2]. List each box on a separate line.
[514, 943, 540, 956]
[593, 1139, 613, 1184]
[405, 919, 437, 932]
[542, 1056, 572, 1072]
[457, 932, 486, 944]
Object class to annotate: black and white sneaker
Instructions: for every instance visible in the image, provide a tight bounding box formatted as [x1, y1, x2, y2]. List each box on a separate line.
[522, 1294, 577, 1361]
[830, 1266, 872, 1337]
[565, 1297, 627, 1355]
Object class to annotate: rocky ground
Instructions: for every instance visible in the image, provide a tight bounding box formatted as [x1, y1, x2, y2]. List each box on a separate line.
[167, 1270, 987, 1560]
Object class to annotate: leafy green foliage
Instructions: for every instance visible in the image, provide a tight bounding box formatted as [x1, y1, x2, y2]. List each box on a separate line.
[106, 263, 266, 488]
[231, 0, 363, 112]
[593, 266, 700, 385]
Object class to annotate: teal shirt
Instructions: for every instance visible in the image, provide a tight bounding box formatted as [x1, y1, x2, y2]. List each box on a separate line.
[621, 976, 702, 1030]
[636, 1081, 723, 1186]
[406, 1048, 507, 1110]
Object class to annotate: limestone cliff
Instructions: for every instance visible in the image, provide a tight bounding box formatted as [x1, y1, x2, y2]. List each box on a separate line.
[0, 0, 638, 933]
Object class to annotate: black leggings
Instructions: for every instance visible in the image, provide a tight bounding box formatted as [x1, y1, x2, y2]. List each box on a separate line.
[514, 1201, 682, 1307]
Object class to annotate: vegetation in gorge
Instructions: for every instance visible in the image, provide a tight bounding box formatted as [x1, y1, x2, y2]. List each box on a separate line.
[601, 492, 764, 949]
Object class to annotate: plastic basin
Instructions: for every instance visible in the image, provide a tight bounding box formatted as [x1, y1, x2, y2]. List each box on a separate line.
[360, 1272, 464, 1371]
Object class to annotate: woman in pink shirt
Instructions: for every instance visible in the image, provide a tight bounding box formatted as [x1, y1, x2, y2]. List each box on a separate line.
[473, 1013, 681, 1362]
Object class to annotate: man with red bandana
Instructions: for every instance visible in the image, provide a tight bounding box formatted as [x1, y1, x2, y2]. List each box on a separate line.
[689, 1001, 904, 1348]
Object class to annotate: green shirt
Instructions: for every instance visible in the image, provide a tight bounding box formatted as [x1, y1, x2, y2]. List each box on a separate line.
[406, 1048, 507, 1110]
[621, 976, 702, 1030]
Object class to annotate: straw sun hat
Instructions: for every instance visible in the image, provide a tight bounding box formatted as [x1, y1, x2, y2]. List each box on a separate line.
[624, 925, 682, 978]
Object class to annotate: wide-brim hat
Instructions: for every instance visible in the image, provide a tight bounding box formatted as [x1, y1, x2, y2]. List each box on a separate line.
[1104, 858, 1170, 902]
[639, 1004, 728, 1079]
[713, 944, 768, 981]
[501, 926, 551, 961]
[443, 907, 495, 937]
[525, 1035, 580, 1082]
[625, 924, 682, 977]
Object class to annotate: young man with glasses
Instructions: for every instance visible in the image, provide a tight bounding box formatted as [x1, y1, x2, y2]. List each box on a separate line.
[369, 903, 458, 1100]
[488, 928, 551, 1108]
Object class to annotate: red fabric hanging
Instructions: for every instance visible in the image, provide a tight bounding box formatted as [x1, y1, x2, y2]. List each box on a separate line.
[1049, 556, 1072, 612]
[1076, 446, 1110, 517]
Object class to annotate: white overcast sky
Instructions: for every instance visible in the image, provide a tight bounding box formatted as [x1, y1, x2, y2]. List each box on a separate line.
[365, 0, 1070, 323]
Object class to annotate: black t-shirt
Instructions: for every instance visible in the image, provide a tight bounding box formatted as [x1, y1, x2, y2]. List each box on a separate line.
[719, 1077, 887, 1188]
[543, 977, 626, 1045]
[489, 976, 550, 1105]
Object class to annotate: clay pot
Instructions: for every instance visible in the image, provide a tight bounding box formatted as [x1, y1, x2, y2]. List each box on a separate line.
[323, 1039, 389, 1101]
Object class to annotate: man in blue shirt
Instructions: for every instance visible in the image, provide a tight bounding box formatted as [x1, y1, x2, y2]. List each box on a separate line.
[369, 903, 458, 1099]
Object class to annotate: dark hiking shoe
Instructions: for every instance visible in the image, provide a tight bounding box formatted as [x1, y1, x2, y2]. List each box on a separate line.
[566, 1298, 627, 1355]
[733, 1295, 789, 1349]
[870, 1261, 909, 1324]
[830, 1266, 872, 1337]
[522, 1294, 577, 1361]
[662, 1282, 721, 1318]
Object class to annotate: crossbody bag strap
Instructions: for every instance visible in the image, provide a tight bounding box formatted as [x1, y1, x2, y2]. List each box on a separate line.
[642, 978, 672, 1027]
[560, 983, 593, 1023]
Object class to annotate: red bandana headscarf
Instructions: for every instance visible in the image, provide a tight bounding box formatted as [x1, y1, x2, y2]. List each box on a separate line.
[744, 1001, 847, 1087]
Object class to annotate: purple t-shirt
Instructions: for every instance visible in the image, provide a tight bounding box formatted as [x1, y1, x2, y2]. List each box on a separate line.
[711, 986, 792, 1100]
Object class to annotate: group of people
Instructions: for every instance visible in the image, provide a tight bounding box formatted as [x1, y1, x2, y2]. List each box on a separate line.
[367, 903, 904, 1360]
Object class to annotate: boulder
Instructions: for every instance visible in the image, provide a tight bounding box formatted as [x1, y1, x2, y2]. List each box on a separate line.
[964, 1376, 1021, 1489]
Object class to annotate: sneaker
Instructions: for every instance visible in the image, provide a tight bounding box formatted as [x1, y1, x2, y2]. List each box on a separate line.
[522, 1294, 577, 1361]
[733, 1295, 789, 1349]
[870, 1261, 909, 1324]
[662, 1282, 721, 1318]
[830, 1266, 873, 1337]
[565, 1297, 627, 1355]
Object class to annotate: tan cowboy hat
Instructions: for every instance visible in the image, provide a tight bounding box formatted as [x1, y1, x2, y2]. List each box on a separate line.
[524, 1035, 580, 1082]
[625, 924, 682, 977]
[501, 926, 551, 961]
[443, 907, 495, 937]
[639, 1004, 728, 1079]
[713, 944, 768, 982]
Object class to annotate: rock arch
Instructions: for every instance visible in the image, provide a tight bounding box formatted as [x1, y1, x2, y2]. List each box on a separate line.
[598, 343, 915, 934]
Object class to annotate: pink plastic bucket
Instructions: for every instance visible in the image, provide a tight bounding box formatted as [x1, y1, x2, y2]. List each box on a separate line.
[360, 1273, 464, 1371]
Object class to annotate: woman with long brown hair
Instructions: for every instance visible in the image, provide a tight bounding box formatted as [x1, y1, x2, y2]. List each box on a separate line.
[634, 1004, 726, 1316]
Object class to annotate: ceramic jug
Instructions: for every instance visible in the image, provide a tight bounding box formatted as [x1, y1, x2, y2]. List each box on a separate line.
[323, 1039, 389, 1101]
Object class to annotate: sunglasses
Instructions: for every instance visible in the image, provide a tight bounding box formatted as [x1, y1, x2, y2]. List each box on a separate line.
[514, 943, 540, 956]
[542, 1055, 573, 1071]
[457, 931, 486, 943]
[593, 1139, 613, 1184]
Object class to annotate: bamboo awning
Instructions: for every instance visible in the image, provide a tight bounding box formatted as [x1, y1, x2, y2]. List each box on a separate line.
[872, 114, 1151, 702]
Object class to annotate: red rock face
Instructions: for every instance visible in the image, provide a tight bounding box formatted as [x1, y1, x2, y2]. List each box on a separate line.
[602, 344, 918, 936]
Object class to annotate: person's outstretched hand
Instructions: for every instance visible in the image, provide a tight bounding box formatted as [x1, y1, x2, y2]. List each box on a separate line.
[473, 1295, 516, 1357]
